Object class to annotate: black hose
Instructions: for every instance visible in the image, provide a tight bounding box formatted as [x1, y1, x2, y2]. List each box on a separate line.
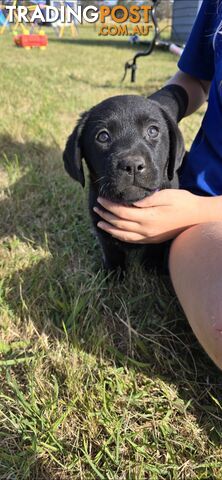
[121, 0, 161, 83]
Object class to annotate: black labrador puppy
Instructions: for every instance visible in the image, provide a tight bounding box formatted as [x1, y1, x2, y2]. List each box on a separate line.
[63, 94, 185, 273]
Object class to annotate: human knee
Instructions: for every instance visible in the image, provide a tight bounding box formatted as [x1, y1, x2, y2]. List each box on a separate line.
[169, 221, 222, 331]
[168, 223, 222, 370]
[169, 221, 222, 275]
[174, 221, 222, 247]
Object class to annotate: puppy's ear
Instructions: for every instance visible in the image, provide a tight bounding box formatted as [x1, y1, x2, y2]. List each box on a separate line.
[63, 111, 89, 187]
[160, 108, 185, 181]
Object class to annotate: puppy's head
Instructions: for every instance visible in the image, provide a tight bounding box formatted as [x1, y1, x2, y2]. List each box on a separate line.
[63, 95, 184, 204]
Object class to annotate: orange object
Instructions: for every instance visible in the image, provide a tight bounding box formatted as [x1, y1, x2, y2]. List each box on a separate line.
[14, 34, 48, 49]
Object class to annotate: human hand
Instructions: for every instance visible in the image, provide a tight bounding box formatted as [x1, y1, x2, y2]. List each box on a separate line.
[93, 189, 204, 244]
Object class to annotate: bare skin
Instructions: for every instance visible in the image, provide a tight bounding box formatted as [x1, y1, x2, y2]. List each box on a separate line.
[169, 222, 222, 370]
[166, 70, 211, 115]
[94, 70, 222, 370]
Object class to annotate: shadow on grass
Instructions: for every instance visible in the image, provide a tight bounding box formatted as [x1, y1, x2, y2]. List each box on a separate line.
[1, 133, 222, 446]
[49, 36, 140, 50]
[67, 72, 172, 94]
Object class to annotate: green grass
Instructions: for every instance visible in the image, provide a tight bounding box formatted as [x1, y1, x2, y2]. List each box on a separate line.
[0, 26, 222, 480]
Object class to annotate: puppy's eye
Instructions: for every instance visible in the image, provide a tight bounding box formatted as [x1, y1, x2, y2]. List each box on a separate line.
[147, 126, 159, 138]
[96, 130, 110, 143]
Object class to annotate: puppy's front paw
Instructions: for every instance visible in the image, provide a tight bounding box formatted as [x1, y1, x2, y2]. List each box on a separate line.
[102, 258, 126, 281]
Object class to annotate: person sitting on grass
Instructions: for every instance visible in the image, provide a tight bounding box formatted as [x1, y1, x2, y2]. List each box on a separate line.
[94, 0, 222, 370]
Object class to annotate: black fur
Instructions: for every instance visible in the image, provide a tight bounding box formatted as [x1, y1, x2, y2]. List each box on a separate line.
[63, 95, 185, 273]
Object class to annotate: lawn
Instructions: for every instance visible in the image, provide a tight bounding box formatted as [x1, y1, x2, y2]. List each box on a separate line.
[0, 26, 222, 480]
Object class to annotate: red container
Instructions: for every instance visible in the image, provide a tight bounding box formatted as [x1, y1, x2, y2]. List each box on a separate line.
[14, 34, 48, 48]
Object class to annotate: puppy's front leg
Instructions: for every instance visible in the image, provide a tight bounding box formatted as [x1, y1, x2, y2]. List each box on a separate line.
[89, 186, 126, 274]
[96, 229, 126, 274]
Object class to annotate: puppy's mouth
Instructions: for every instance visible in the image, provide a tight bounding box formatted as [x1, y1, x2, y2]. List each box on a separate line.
[105, 186, 160, 205]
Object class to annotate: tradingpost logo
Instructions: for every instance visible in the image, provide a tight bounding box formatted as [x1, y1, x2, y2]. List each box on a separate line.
[98, 4, 152, 37]
[4, 2, 153, 37]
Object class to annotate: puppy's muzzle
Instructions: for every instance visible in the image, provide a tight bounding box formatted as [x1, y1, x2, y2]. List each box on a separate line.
[117, 157, 146, 177]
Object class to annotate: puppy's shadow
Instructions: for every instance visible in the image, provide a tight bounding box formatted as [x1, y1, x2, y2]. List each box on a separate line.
[1, 134, 222, 446]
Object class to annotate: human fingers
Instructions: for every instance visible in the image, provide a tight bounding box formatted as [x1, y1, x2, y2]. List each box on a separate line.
[97, 221, 147, 243]
[93, 206, 142, 233]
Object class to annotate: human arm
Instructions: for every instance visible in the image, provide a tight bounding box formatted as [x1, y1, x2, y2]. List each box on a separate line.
[165, 70, 211, 117]
[150, 0, 215, 119]
[94, 190, 222, 244]
[163, 0, 215, 117]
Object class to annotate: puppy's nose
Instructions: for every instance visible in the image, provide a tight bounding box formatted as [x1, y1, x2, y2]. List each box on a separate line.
[117, 158, 146, 175]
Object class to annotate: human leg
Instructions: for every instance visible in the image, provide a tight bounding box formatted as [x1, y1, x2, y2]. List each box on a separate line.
[169, 222, 222, 370]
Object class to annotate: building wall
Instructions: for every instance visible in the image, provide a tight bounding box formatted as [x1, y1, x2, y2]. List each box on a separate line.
[172, 0, 203, 44]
